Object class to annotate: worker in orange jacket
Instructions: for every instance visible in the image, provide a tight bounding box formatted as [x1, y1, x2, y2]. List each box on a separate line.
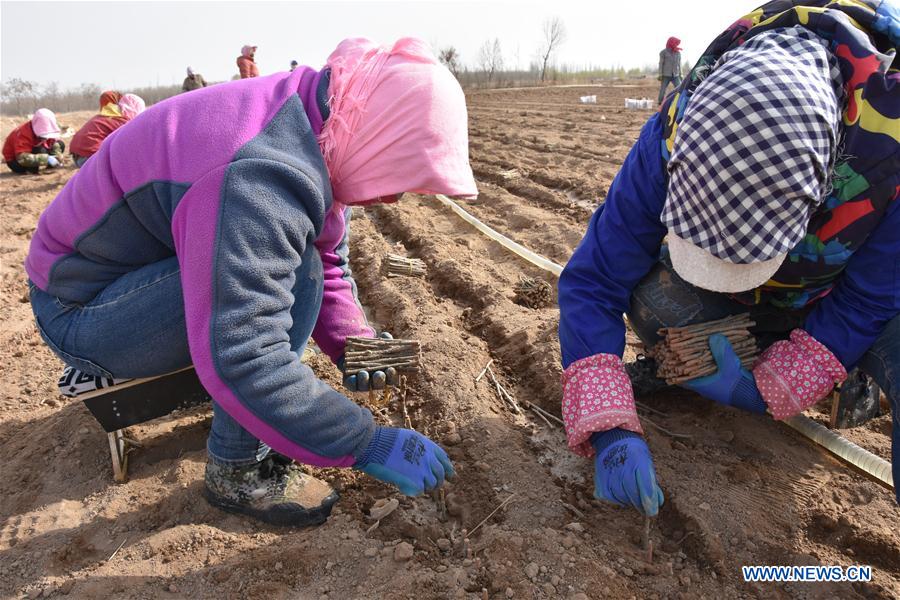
[237, 44, 259, 79]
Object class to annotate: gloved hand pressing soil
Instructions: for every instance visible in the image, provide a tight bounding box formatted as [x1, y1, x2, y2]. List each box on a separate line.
[355, 426, 454, 496]
[592, 428, 664, 516]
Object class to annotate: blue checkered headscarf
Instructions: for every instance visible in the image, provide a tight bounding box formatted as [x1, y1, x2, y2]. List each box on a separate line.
[662, 26, 843, 264]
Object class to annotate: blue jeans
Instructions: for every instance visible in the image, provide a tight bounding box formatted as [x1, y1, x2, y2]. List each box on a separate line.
[628, 258, 900, 504]
[30, 243, 324, 466]
[658, 75, 682, 104]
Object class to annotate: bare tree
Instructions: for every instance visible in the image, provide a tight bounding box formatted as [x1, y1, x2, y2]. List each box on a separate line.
[1, 80, 186, 116]
[477, 38, 503, 86]
[2, 78, 39, 114]
[491, 39, 504, 84]
[539, 17, 567, 82]
[438, 46, 461, 79]
[78, 83, 102, 108]
[42, 81, 61, 112]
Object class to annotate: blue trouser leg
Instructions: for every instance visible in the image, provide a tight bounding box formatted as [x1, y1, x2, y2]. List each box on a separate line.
[657, 78, 670, 104]
[30, 244, 325, 467]
[30, 256, 191, 378]
[854, 315, 900, 504]
[627, 253, 808, 350]
[658, 76, 682, 104]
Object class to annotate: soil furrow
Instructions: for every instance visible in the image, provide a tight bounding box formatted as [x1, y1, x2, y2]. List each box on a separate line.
[2, 85, 897, 599]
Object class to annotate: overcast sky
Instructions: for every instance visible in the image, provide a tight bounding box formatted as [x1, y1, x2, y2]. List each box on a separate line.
[2, 0, 750, 90]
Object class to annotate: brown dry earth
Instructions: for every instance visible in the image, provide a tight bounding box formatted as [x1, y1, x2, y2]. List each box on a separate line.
[0, 85, 897, 600]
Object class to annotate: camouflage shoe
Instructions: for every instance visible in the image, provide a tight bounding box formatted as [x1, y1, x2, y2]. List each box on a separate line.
[203, 453, 339, 527]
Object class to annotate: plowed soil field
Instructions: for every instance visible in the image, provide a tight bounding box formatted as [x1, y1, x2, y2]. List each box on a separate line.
[1, 85, 897, 600]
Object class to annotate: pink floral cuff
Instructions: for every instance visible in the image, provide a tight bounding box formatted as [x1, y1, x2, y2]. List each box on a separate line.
[561, 353, 642, 458]
[753, 328, 847, 420]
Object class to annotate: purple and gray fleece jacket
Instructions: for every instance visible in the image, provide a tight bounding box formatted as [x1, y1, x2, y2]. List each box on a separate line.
[25, 67, 378, 466]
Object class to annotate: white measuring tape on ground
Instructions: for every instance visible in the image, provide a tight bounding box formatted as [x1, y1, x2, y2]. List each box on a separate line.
[435, 194, 563, 277]
[434, 194, 894, 490]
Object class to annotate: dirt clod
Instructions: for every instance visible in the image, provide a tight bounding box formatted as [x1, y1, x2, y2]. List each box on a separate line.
[57, 580, 75, 595]
[393, 542, 414, 562]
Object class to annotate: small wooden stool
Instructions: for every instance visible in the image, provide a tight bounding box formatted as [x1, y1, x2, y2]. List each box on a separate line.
[66, 367, 210, 482]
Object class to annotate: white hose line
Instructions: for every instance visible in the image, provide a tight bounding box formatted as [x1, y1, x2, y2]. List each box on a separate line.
[434, 194, 895, 491]
[435, 195, 563, 277]
[785, 415, 893, 489]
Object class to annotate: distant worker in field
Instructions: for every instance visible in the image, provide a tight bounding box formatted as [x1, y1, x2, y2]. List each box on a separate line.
[98, 90, 122, 112]
[657, 36, 682, 104]
[2, 108, 64, 174]
[70, 93, 146, 167]
[237, 44, 259, 78]
[290, 59, 299, 71]
[558, 0, 899, 517]
[26, 37, 475, 527]
[182, 66, 207, 92]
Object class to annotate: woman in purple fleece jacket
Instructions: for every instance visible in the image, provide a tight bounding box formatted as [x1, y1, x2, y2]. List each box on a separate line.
[25, 38, 477, 526]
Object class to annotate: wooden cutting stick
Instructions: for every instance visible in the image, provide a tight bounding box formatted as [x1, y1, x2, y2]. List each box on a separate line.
[344, 336, 422, 374]
[651, 314, 759, 385]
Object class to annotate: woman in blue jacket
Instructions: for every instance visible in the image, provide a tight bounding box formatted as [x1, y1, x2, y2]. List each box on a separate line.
[558, 1, 899, 516]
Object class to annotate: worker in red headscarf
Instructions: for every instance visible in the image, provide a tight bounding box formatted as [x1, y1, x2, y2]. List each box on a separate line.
[99, 91, 122, 111]
[70, 93, 145, 167]
[657, 36, 683, 104]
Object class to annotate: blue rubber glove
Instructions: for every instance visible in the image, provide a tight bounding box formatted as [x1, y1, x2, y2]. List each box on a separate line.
[681, 333, 767, 414]
[340, 332, 397, 392]
[874, 0, 900, 45]
[592, 429, 664, 516]
[355, 427, 454, 496]
[46, 156, 60, 168]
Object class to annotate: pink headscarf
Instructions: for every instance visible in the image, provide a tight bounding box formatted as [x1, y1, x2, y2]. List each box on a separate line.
[118, 94, 146, 119]
[31, 108, 60, 139]
[666, 36, 682, 52]
[319, 37, 477, 206]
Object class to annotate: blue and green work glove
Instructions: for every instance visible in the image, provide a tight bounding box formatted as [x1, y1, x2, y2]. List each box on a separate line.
[681, 333, 767, 414]
[339, 332, 398, 392]
[591, 428, 664, 516]
[355, 426, 454, 496]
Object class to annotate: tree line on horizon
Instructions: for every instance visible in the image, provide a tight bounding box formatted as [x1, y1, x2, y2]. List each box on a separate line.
[1, 17, 684, 117]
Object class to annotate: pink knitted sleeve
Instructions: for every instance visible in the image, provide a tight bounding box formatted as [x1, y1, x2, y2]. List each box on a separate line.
[311, 208, 376, 363]
[561, 353, 643, 458]
[753, 329, 847, 420]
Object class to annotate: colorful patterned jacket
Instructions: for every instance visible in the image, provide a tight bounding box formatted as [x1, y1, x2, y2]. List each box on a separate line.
[661, 0, 899, 311]
[25, 68, 378, 467]
[558, 0, 898, 456]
